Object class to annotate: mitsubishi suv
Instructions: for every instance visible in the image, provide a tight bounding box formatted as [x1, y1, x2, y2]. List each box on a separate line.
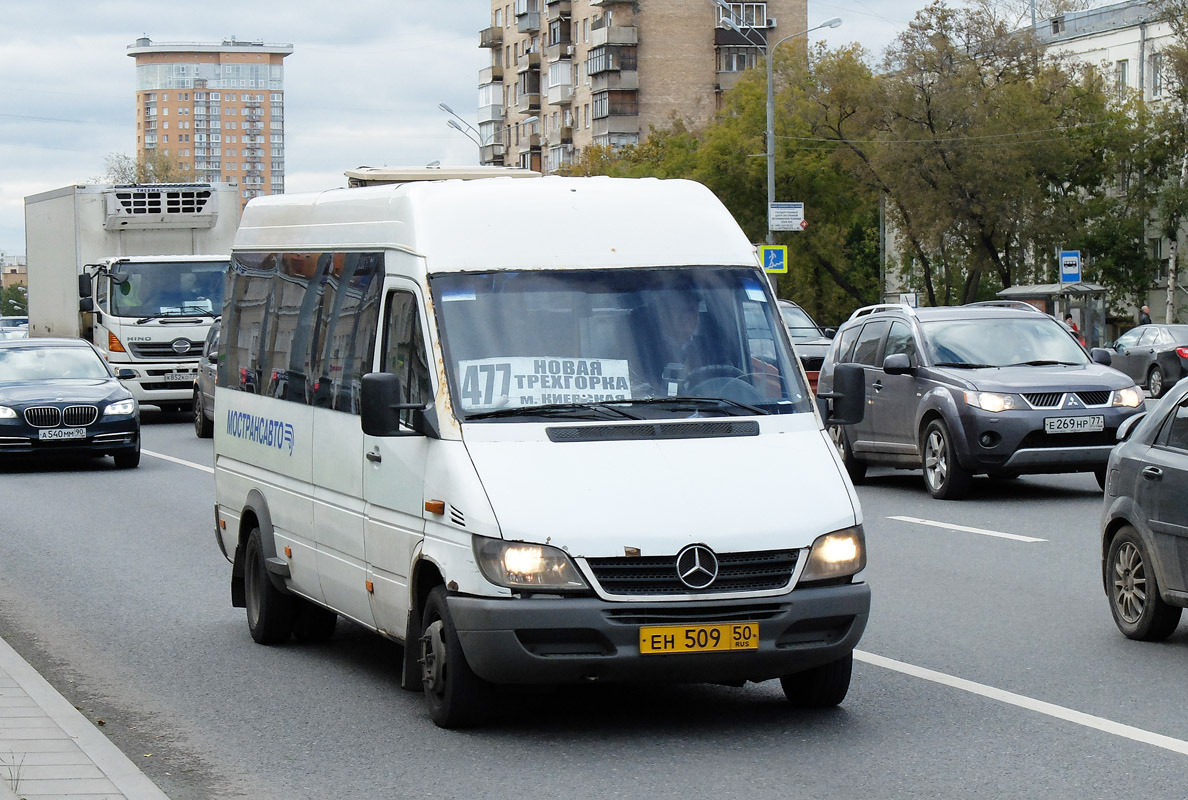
[816, 303, 1145, 499]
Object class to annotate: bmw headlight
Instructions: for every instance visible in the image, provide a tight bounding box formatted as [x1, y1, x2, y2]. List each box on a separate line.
[103, 399, 137, 417]
[801, 525, 867, 582]
[964, 391, 1019, 413]
[474, 537, 588, 591]
[0, 406, 16, 419]
[1112, 386, 1144, 408]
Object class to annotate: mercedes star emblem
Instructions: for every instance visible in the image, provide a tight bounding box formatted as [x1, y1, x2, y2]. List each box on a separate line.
[675, 544, 720, 590]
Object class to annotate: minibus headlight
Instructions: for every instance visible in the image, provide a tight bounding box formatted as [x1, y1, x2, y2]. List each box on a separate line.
[474, 537, 589, 591]
[103, 399, 137, 417]
[801, 525, 867, 582]
[1112, 386, 1144, 408]
[0, 406, 16, 420]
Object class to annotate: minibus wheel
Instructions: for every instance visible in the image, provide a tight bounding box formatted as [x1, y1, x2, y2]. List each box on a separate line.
[780, 652, 852, 708]
[420, 586, 491, 728]
[245, 527, 295, 644]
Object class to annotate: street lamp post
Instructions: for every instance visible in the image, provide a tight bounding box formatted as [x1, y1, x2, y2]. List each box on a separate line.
[439, 102, 485, 151]
[715, 5, 841, 243]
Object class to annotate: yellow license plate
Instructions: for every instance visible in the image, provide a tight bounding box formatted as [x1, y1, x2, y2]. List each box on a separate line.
[639, 622, 759, 654]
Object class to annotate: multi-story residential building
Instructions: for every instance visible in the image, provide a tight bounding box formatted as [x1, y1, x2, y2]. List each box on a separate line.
[478, 0, 807, 173]
[127, 37, 294, 206]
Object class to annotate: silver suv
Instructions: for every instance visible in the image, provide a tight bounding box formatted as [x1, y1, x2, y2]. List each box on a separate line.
[817, 304, 1145, 499]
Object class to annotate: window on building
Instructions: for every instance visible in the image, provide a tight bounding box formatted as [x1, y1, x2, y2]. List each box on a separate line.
[717, 47, 756, 72]
[1152, 52, 1164, 98]
[1116, 59, 1129, 93]
[716, 3, 768, 27]
[1051, 16, 1065, 35]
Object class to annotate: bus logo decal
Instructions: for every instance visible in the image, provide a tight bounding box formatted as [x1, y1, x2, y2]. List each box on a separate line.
[226, 410, 295, 455]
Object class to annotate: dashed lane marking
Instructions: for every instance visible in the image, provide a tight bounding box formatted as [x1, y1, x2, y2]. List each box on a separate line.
[142, 448, 213, 474]
[887, 515, 1046, 543]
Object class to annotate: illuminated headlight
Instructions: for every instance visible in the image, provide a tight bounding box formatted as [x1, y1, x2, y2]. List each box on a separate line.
[103, 399, 137, 417]
[0, 406, 16, 419]
[1112, 386, 1144, 408]
[474, 537, 589, 591]
[964, 391, 1019, 412]
[801, 526, 867, 582]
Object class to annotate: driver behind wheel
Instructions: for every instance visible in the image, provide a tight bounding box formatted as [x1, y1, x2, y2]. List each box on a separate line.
[652, 290, 708, 396]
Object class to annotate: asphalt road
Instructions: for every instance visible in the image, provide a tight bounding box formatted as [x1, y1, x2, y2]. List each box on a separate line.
[1, 409, 1186, 799]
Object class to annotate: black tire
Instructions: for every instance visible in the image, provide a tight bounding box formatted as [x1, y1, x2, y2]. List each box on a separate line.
[244, 527, 296, 645]
[292, 600, 338, 643]
[194, 388, 213, 438]
[921, 419, 971, 500]
[830, 425, 866, 484]
[1148, 366, 1166, 399]
[113, 435, 140, 469]
[780, 652, 853, 708]
[420, 586, 492, 728]
[1107, 526, 1182, 641]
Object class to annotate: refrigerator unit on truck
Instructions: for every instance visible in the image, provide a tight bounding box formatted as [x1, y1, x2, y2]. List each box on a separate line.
[24, 183, 238, 412]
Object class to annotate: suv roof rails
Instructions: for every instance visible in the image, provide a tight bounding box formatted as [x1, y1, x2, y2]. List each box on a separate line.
[963, 300, 1044, 313]
[847, 303, 918, 321]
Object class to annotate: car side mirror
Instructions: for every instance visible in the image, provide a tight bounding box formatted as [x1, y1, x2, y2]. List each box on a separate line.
[824, 328, 837, 340]
[1117, 412, 1146, 442]
[206, 351, 218, 364]
[1090, 348, 1112, 366]
[817, 363, 865, 426]
[883, 353, 914, 375]
[360, 372, 439, 438]
[79, 298, 94, 313]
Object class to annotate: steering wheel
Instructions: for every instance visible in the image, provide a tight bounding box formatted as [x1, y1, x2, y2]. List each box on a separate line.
[683, 364, 746, 387]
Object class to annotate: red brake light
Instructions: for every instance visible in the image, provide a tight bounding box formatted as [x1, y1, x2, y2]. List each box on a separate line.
[1176, 347, 1188, 359]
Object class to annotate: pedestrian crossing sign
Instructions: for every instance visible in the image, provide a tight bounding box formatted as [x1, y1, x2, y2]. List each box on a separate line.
[759, 245, 788, 274]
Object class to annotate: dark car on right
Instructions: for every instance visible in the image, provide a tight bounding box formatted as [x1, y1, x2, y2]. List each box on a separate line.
[817, 303, 1145, 499]
[1100, 378, 1188, 640]
[1104, 323, 1188, 398]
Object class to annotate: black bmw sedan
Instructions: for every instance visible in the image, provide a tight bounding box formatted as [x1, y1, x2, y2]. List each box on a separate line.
[0, 338, 140, 468]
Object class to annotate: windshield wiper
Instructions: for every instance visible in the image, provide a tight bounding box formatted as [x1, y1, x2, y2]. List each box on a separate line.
[933, 361, 998, 369]
[134, 312, 212, 324]
[466, 402, 642, 421]
[1005, 360, 1080, 367]
[604, 396, 768, 416]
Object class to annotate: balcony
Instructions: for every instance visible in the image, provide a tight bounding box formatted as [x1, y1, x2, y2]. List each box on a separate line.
[478, 103, 506, 123]
[558, 125, 574, 144]
[480, 143, 506, 165]
[517, 11, 541, 33]
[480, 26, 503, 48]
[546, 0, 571, 20]
[518, 132, 542, 153]
[591, 69, 638, 92]
[593, 116, 639, 137]
[479, 65, 504, 84]
[517, 50, 541, 71]
[547, 82, 574, 106]
[592, 23, 638, 47]
[545, 41, 575, 61]
[515, 92, 541, 113]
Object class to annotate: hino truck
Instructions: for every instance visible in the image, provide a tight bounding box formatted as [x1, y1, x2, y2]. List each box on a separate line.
[24, 183, 239, 412]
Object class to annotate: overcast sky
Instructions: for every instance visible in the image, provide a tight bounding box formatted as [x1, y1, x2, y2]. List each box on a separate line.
[0, 0, 933, 257]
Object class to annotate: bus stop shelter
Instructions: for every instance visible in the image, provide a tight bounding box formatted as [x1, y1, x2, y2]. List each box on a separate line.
[996, 282, 1108, 348]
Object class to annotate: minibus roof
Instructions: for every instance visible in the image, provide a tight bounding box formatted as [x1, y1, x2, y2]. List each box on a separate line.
[232, 176, 759, 274]
[344, 165, 540, 186]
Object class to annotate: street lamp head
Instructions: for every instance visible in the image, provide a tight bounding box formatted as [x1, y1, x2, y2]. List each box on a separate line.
[823, 17, 843, 29]
[438, 102, 454, 115]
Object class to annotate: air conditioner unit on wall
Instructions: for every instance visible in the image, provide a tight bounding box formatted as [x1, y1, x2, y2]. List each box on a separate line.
[565, 44, 575, 56]
[766, 17, 777, 28]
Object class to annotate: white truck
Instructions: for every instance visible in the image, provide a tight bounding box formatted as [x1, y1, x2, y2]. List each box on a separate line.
[24, 183, 239, 412]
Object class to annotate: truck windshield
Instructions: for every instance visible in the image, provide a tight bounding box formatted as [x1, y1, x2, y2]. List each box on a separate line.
[430, 267, 813, 420]
[108, 261, 227, 318]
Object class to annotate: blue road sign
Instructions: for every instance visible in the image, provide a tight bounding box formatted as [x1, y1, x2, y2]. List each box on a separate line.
[1060, 250, 1081, 283]
[759, 245, 788, 274]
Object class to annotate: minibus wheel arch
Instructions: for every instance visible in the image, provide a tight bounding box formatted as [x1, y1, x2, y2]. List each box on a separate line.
[401, 560, 445, 691]
[232, 492, 288, 607]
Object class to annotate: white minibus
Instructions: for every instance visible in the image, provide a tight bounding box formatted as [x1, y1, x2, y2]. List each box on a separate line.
[213, 175, 869, 727]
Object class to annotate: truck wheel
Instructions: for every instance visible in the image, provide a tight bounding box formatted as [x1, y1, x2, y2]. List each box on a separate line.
[194, 389, 213, 438]
[780, 652, 853, 708]
[113, 435, 140, 469]
[1107, 526, 1181, 641]
[292, 601, 337, 643]
[245, 527, 295, 644]
[922, 419, 971, 500]
[420, 586, 492, 728]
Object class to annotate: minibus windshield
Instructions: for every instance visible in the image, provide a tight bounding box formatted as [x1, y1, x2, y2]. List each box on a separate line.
[431, 267, 814, 420]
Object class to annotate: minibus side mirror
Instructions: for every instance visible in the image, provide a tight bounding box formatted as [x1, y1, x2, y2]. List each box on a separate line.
[817, 363, 865, 426]
[1090, 348, 1112, 366]
[361, 372, 439, 438]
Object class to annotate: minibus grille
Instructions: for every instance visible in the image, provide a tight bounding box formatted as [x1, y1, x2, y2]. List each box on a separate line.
[547, 420, 759, 443]
[585, 549, 799, 596]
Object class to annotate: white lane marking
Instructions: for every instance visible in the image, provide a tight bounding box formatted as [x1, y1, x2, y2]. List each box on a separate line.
[142, 448, 213, 474]
[856, 650, 1188, 757]
[887, 515, 1046, 543]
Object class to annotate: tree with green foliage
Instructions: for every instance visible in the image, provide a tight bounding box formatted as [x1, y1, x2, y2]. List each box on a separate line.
[1, 284, 27, 316]
[98, 149, 195, 184]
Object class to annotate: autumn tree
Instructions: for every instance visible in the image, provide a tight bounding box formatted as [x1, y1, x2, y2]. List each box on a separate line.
[99, 149, 195, 184]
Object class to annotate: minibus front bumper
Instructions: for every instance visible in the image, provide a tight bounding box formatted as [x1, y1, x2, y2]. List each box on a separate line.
[447, 583, 870, 685]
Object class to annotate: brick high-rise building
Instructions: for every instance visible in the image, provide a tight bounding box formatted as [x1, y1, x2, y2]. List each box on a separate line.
[478, 0, 806, 173]
[127, 37, 294, 205]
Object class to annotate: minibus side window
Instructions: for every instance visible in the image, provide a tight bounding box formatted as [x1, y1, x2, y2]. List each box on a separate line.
[308, 253, 383, 414]
[381, 291, 432, 426]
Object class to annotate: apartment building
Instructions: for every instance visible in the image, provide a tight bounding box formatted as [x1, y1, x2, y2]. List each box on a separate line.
[127, 37, 294, 205]
[479, 0, 806, 173]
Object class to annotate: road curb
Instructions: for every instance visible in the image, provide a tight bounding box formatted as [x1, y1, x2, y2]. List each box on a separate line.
[0, 634, 170, 800]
